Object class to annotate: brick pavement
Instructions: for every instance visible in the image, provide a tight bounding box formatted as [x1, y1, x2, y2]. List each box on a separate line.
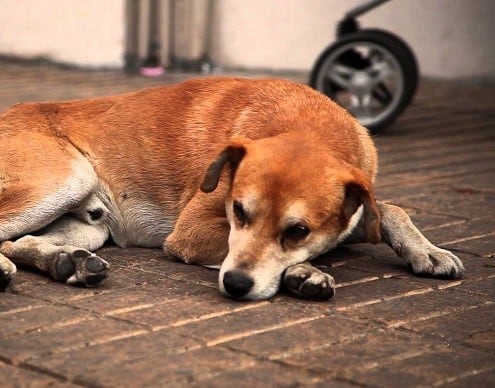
[0, 62, 494, 387]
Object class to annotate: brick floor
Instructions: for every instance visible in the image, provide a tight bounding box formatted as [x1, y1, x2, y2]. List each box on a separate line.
[1, 61, 494, 387]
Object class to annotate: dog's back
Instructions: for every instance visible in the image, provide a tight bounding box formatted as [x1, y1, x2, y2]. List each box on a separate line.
[1, 78, 377, 217]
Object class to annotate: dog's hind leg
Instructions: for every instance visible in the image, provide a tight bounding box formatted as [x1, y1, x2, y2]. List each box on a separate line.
[0, 214, 110, 286]
[0, 253, 16, 291]
[0, 128, 103, 287]
[344, 201, 465, 278]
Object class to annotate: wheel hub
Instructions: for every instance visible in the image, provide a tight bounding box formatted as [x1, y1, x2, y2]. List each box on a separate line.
[349, 71, 373, 95]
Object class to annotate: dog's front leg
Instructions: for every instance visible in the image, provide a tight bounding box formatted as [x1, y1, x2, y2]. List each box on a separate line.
[282, 262, 336, 300]
[377, 202, 464, 277]
[164, 191, 229, 266]
[347, 201, 465, 278]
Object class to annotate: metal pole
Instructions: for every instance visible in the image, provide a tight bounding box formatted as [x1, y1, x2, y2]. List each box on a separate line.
[124, 0, 141, 73]
[345, 0, 390, 19]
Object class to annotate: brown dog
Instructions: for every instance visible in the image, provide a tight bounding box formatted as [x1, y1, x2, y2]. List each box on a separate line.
[0, 78, 464, 299]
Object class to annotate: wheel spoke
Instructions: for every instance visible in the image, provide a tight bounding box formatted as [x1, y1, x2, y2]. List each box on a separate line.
[350, 94, 372, 121]
[326, 64, 355, 89]
[372, 82, 393, 105]
[367, 61, 393, 87]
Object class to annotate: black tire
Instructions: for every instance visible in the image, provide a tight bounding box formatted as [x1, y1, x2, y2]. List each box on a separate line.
[309, 29, 419, 133]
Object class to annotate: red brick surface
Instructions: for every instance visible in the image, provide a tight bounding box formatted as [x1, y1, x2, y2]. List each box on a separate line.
[1, 62, 494, 386]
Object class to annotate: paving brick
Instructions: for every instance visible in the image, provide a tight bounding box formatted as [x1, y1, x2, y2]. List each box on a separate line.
[165, 300, 330, 346]
[402, 303, 495, 348]
[445, 368, 495, 388]
[282, 330, 444, 375]
[340, 287, 490, 329]
[33, 344, 257, 386]
[436, 170, 495, 193]
[111, 289, 263, 329]
[61, 279, 211, 315]
[1, 63, 495, 387]
[189, 361, 323, 387]
[9, 271, 115, 303]
[331, 276, 431, 309]
[444, 234, 495, 257]
[395, 190, 495, 222]
[348, 345, 495, 387]
[223, 313, 372, 360]
[0, 293, 46, 314]
[456, 277, 495, 298]
[0, 316, 144, 363]
[0, 361, 74, 387]
[345, 251, 492, 284]
[0, 304, 92, 338]
[25, 328, 201, 384]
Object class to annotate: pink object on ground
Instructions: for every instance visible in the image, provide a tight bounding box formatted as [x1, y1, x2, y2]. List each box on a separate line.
[140, 67, 164, 77]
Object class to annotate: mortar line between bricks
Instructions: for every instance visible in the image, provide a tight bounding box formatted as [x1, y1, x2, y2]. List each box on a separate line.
[206, 314, 327, 347]
[267, 332, 369, 362]
[0, 303, 46, 317]
[386, 300, 494, 329]
[440, 231, 495, 246]
[226, 348, 330, 385]
[379, 154, 495, 177]
[383, 287, 435, 301]
[2, 315, 95, 339]
[335, 287, 434, 312]
[28, 329, 151, 360]
[335, 276, 380, 288]
[151, 301, 269, 332]
[103, 303, 155, 316]
[377, 166, 495, 188]
[172, 359, 261, 386]
[432, 365, 495, 387]
[271, 336, 440, 380]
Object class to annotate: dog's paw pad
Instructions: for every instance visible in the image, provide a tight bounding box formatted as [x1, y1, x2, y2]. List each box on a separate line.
[283, 264, 335, 300]
[0, 259, 17, 292]
[55, 250, 109, 287]
[411, 246, 465, 279]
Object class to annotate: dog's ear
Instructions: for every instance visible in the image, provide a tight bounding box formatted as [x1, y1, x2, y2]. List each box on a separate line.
[200, 140, 247, 193]
[343, 181, 381, 244]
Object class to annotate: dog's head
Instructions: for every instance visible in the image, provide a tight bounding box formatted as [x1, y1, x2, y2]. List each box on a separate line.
[201, 134, 380, 300]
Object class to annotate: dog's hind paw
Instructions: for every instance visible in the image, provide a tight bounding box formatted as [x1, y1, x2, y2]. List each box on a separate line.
[408, 244, 465, 279]
[54, 249, 109, 287]
[283, 262, 335, 300]
[0, 256, 17, 291]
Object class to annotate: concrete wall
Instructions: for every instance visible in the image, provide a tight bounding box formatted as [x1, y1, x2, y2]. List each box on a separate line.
[210, 0, 495, 79]
[0, 0, 123, 67]
[0, 0, 493, 79]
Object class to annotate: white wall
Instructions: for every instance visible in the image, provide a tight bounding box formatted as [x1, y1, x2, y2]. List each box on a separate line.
[0, 0, 493, 79]
[0, 0, 123, 67]
[210, 0, 495, 79]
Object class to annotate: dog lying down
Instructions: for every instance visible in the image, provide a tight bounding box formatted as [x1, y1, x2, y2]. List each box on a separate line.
[0, 78, 464, 300]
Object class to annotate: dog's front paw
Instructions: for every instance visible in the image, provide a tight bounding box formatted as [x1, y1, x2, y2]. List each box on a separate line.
[54, 249, 109, 287]
[408, 244, 465, 279]
[283, 263, 335, 300]
[0, 255, 17, 291]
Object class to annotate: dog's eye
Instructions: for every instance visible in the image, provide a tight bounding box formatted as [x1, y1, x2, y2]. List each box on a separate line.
[233, 200, 247, 225]
[284, 223, 310, 241]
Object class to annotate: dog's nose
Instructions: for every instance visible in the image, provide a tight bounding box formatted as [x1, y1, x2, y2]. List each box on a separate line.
[223, 270, 254, 298]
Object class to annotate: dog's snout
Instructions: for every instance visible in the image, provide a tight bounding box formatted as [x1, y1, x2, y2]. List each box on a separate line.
[223, 270, 254, 298]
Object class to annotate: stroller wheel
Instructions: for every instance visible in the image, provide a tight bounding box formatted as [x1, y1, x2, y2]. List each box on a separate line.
[309, 29, 419, 133]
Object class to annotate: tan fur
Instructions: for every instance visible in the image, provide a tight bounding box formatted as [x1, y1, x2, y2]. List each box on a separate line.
[0, 78, 463, 299]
